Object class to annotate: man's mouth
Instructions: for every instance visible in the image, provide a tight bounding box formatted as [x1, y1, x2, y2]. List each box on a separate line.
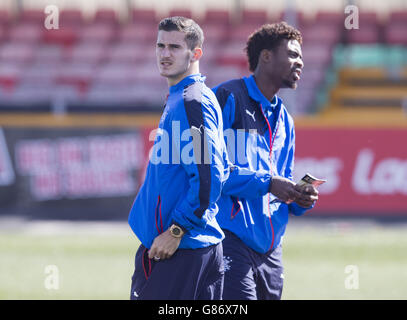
[292, 69, 301, 81]
[161, 61, 173, 67]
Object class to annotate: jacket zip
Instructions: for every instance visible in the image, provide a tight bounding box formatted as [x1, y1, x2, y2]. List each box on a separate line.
[260, 104, 281, 252]
[230, 197, 241, 219]
[154, 195, 163, 234]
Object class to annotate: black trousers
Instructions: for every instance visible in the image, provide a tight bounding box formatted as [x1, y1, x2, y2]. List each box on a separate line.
[130, 242, 224, 300]
[222, 230, 284, 300]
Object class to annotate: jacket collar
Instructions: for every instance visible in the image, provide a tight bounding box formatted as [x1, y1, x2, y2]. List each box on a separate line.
[169, 73, 205, 94]
[243, 75, 279, 112]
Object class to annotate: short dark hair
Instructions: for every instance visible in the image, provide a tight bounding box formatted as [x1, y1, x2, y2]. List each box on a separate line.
[245, 22, 302, 72]
[158, 16, 204, 50]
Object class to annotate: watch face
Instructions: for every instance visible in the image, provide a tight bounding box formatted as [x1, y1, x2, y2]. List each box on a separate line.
[172, 227, 181, 236]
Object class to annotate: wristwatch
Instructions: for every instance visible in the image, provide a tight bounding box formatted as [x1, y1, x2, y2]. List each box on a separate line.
[169, 224, 185, 238]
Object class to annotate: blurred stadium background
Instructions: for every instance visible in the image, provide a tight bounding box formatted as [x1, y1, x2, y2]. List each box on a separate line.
[0, 0, 406, 300]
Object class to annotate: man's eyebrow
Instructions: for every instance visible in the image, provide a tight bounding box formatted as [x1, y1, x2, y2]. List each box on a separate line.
[156, 42, 182, 47]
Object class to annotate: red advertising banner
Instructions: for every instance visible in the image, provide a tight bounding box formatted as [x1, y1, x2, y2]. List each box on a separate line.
[141, 126, 407, 216]
[0, 128, 147, 220]
[15, 133, 144, 200]
[294, 128, 407, 216]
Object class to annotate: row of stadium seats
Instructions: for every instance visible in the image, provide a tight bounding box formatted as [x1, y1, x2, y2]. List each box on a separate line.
[314, 43, 407, 114]
[333, 45, 407, 68]
[321, 41, 407, 118]
[1, 8, 406, 27]
[0, 7, 405, 114]
[0, 8, 271, 26]
[0, 18, 339, 113]
[0, 43, 335, 69]
[330, 66, 407, 108]
[0, 18, 406, 45]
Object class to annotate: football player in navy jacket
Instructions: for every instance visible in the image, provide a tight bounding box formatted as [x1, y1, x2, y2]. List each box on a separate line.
[213, 22, 319, 300]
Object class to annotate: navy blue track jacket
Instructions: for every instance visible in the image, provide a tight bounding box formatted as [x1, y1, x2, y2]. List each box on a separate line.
[128, 74, 228, 249]
[213, 75, 313, 254]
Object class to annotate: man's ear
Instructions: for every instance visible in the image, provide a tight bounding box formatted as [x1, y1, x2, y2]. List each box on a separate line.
[191, 47, 203, 62]
[260, 49, 273, 64]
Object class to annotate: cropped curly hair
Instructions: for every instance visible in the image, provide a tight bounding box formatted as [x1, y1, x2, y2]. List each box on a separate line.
[245, 22, 302, 72]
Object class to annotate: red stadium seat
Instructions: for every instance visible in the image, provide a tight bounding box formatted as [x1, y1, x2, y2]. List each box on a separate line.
[131, 83, 168, 105]
[18, 9, 44, 24]
[358, 11, 379, 26]
[227, 24, 258, 42]
[0, 25, 6, 43]
[11, 84, 53, 103]
[278, 87, 316, 115]
[201, 9, 231, 26]
[86, 82, 167, 106]
[201, 42, 218, 65]
[301, 24, 341, 46]
[0, 10, 11, 25]
[131, 44, 156, 63]
[302, 44, 333, 67]
[314, 11, 343, 26]
[86, 84, 132, 105]
[296, 66, 325, 89]
[53, 84, 82, 102]
[43, 27, 78, 46]
[215, 42, 248, 69]
[118, 23, 157, 44]
[345, 24, 380, 44]
[93, 63, 134, 85]
[33, 45, 63, 63]
[384, 23, 407, 45]
[241, 9, 268, 25]
[107, 43, 148, 64]
[67, 43, 107, 64]
[21, 62, 59, 85]
[11, 83, 81, 104]
[129, 62, 163, 84]
[275, 11, 305, 26]
[55, 63, 96, 93]
[203, 64, 247, 88]
[0, 43, 35, 63]
[168, 9, 193, 19]
[8, 23, 42, 43]
[389, 10, 407, 24]
[94, 8, 119, 25]
[79, 23, 115, 43]
[131, 9, 158, 25]
[59, 9, 84, 27]
[201, 24, 228, 45]
[0, 64, 23, 92]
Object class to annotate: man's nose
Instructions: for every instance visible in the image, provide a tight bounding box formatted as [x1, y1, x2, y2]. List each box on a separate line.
[296, 57, 304, 69]
[161, 46, 171, 57]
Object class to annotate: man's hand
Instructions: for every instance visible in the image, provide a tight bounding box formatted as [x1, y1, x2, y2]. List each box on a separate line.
[294, 184, 319, 208]
[148, 229, 182, 260]
[269, 176, 303, 203]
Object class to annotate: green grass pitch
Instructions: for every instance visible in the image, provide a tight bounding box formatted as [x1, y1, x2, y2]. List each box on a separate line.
[0, 220, 406, 299]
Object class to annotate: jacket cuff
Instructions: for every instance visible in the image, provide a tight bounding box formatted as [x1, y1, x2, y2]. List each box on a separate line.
[170, 220, 188, 234]
[289, 201, 315, 216]
[171, 200, 208, 232]
[258, 173, 272, 195]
